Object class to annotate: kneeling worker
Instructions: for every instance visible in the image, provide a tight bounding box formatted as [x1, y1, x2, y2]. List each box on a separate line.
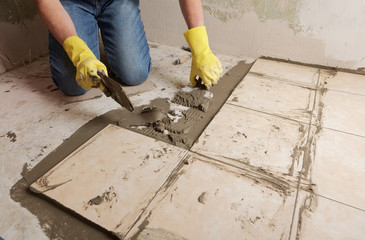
[34, 0, 222, 95]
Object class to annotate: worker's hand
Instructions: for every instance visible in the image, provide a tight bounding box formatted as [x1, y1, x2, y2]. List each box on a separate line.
[184, 26, 223, 89]
[63, 36, 107, 91]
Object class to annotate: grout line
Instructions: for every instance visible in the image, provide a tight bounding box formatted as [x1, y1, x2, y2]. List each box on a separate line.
[260, 56, 365, 76]
[315, 194, 365, 213]
[249, 71, 317, 90]
[124, 150, 190, 238]
[287, 67, 322, 240]
[325, 88, 365, 97]
[320, 126, 365, 139]
[287, 174, 302, 240]
[191, 150, 299, 189]
[192, 150, 258, 173]
[226, 102, 311, 126]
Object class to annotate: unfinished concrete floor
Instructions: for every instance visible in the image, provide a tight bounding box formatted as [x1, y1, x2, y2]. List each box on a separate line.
[1, 43, 365, 239]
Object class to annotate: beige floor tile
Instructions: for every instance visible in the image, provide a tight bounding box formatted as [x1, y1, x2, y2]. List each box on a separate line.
[123, 79, 156, 96]
[311, 128, 365, 210]
[290, 191, 365, 240]
[191, 104, 308, 179]
[321, 90, 365, 136]
[322, 70, 365, 95]
[127, 154, 297, 240]
[250, 59, 319, 87]
[227, 73, 316, 123]
[30, 124, 188, 238]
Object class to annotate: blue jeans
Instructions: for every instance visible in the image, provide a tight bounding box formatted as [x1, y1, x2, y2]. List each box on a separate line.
[49, 0, 151, 95]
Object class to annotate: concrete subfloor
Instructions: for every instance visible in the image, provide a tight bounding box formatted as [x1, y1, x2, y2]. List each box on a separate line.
[1, 43, 365, 239]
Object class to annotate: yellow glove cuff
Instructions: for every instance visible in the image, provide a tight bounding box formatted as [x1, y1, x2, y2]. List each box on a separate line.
[63, 36, 97, 68]
[184, 26, 223, 89]
[184, 26, 209, 56]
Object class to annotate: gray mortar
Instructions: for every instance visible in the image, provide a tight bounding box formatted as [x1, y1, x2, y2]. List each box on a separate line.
[173, 89, 210, 112]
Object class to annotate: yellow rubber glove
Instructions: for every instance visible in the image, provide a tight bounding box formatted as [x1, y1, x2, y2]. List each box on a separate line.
[63, 36, 107, 91]
[184, 26, 223, 89]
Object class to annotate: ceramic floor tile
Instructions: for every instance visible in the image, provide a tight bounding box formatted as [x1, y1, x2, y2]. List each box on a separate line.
[250, 59, 319, 87]
[227, 73, 316, 123]
[310, 128, 365, 210]
[191, 104, 308, 180]
[30, 124, 188, 238]
[321, 70, 365, 95]
[123, 79, 156, 96]
[290, 191, 365, 240]
[320, 90, 365, 136]
[126, 154, 297, 240]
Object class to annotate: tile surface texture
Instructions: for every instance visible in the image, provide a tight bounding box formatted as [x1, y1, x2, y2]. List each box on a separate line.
[249, 58, 319, 87]
[30, 125, 188, 237]
[320, 89, 365, 136]
[290, 191, 365, 240]
[127, 154, 297, 240]
[227, 73, 316, 123]
[191, 104, 307, 179]
[311, 128, 365, 210]
[322, 70, 365, 95]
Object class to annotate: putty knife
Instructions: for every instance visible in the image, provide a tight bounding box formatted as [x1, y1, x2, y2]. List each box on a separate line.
[97, 70, 134, 112]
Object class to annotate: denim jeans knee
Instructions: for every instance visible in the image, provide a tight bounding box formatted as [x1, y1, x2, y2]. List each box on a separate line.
[98, 0, 151, 86]
[112, 58, 150, 86]
[49, 33, 86, 96]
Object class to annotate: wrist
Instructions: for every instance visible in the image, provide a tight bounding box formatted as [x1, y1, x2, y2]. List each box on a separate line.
[62, 36, 81, 46]
[187, 21, 204, 29]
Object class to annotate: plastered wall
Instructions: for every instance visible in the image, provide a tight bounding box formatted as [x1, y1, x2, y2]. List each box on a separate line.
[0, 0, 48, 73]
[140, 0, 365, 70]
[1, 0, 364, 71]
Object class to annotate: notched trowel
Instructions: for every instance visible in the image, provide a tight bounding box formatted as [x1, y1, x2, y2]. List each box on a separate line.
[97, 70, 134, 112]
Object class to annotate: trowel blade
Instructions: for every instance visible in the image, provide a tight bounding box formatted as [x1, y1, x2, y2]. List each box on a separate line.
[97, 70, 134, 112]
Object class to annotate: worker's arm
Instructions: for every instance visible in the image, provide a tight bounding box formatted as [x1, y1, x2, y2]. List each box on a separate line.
[34, 0, 107, 91]
[179, 0, 222, 89]
[179, 0, 204, 29]
[34, 0, 77, 44]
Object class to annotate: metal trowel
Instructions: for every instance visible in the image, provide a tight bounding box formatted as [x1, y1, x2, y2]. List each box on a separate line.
[97, 70, 134, 112]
